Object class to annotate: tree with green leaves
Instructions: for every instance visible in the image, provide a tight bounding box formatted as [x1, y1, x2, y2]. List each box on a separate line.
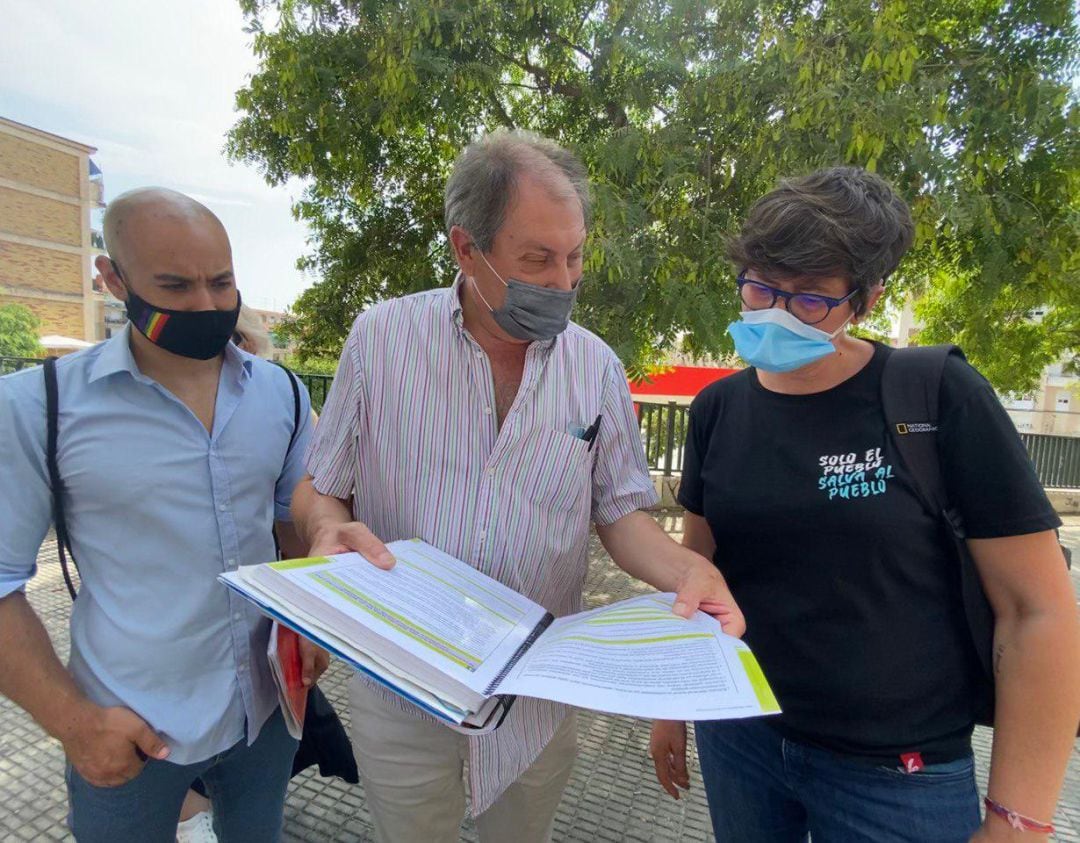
[283, 353, 339, 375]
[229, 0, 1078, 391]
[0, 304, 43, 359]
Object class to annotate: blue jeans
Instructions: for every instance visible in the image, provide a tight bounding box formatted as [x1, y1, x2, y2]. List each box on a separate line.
[695, 718, 980, 843]
[66, 708, 298, 843]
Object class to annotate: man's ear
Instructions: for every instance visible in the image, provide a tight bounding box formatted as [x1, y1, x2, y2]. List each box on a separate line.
[852, 282, 885, 323]
[96, 255, 128, 302]
[449, 226, 478, 280]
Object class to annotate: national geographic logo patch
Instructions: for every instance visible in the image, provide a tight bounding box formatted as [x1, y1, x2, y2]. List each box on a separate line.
[895, 422, 938, 435]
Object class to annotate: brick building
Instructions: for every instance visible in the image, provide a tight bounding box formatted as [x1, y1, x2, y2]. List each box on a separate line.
[249, 307, 297, 362]
[0, 117, 105, 342]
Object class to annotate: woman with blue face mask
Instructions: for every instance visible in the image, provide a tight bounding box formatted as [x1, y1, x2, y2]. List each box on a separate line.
[647, 167, 1078, 842]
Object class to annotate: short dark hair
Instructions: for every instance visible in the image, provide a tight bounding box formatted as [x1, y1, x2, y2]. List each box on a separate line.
[726, 167, 915, 315]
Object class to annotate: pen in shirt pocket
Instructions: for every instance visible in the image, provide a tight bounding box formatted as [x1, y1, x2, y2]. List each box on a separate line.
[583, 414, 602, 452]
[568, 414, 602, 448]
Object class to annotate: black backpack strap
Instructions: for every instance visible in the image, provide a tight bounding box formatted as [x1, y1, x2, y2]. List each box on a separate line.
[275, 362, 302, 454]
[881, 344, 997, 695]
[880, 345, 957, 524]
[271, 363, 302, 560]
[44, 357, 79, 600]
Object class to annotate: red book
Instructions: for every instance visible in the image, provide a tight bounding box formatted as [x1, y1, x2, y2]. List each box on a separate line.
[268, 623, 307, 738]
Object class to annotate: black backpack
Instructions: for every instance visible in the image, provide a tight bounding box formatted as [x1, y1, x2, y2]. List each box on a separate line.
[880, 344, 1072, 728]
[43, 356, 302, 600]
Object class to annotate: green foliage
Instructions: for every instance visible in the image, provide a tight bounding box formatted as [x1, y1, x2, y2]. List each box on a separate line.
[283, 352, 339, 375]
[0, 304, 43, 358]
[230, 0, 1079, 393]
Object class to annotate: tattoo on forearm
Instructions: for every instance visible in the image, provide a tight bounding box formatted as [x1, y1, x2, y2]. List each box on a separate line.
[994, 643, 1006, 676]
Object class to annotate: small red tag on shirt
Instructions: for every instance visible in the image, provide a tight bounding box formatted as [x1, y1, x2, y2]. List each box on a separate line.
[900, 752, 924, 773]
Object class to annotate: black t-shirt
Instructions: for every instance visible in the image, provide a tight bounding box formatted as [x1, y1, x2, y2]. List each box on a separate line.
[679, 342, 1060, 762]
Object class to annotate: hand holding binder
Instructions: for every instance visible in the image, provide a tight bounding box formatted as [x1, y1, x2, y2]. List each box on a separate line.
[224, 540, 779, 731]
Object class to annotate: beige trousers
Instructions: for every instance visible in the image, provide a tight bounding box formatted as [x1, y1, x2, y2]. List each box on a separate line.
[348, 676, 578, 843]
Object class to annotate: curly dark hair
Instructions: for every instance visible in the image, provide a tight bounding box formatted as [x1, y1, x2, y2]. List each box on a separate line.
[727, 167, 915, 315]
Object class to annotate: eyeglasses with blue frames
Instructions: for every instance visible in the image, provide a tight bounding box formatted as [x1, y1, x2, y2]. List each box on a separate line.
[737, 274, 858, 326]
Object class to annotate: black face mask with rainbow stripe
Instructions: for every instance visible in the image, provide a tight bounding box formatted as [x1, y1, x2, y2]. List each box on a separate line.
[114, 262, 242, 360]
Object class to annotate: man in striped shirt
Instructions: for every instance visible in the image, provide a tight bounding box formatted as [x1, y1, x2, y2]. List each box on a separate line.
[293, 130, 744, 843]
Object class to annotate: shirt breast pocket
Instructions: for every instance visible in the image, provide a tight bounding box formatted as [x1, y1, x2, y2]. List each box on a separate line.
[515, 427, 593, 513]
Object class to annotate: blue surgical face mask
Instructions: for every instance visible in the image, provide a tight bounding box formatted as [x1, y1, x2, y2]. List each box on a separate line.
[727, 307, 851, 373]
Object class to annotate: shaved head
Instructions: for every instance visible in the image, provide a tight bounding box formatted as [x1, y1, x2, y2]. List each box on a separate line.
[96, 187, 237, 319]
[103, 187, 228, 269]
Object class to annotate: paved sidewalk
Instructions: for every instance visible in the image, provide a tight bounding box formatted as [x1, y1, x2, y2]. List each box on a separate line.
[1, 515, 1078, 841]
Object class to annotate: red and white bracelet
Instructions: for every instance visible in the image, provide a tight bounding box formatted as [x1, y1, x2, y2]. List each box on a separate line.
[984, 796, 1055, 834]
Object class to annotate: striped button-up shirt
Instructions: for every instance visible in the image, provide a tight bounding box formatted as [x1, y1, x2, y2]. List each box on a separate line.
[307, 275, 657, 812]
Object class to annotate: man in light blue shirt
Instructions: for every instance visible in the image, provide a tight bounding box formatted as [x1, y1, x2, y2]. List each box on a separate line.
[0, 188, 317, 842]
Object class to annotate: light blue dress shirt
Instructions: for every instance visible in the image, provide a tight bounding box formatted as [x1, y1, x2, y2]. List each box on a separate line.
[0, 324, 313, 764]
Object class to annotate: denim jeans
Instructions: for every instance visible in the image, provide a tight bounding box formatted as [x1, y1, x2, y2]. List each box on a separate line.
[66, 708, 298, 843]
[695, 718, 980, 843]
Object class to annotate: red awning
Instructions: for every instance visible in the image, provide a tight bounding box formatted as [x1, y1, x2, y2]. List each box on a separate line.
[629, 365, 739, 399]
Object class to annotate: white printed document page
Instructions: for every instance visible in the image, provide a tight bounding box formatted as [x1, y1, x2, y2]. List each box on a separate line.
[250, 539, 549, 697]
[224, 566, 487, 722]
[497, 594, 780, 720]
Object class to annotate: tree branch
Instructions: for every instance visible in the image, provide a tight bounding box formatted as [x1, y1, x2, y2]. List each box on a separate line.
[572, 0, 602, 42]
[487, 91, 515, 129]
[488, 45, 583, 98]
[590, 0, 642, 128]
[605, 102, 629, 129]
[552, 31, 595, 63]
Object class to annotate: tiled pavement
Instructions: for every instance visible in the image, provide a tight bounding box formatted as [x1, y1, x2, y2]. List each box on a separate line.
[1, 515, 1078, 841]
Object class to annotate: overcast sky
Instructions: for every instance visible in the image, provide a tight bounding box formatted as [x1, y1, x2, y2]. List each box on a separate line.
[0, 0, 314, 312]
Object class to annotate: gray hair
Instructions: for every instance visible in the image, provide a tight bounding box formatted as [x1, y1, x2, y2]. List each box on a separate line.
[444, 130, 591, 252]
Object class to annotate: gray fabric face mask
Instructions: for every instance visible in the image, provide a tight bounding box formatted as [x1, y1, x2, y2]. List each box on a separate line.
[472, 251, 579, 341]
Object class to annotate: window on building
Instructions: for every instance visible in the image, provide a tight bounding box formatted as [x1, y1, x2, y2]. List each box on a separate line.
[1006, 394, 1036, 411]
